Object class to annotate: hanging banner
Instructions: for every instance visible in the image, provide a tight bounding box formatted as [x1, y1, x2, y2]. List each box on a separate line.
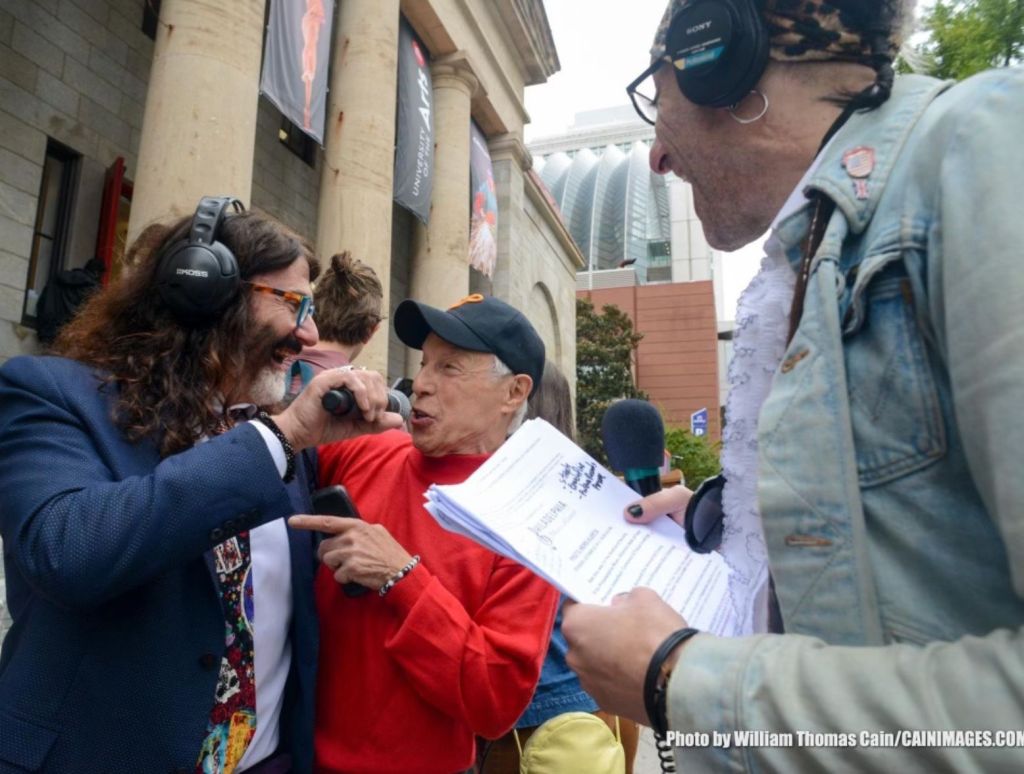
[393, 18, 433, 224]
[260, 0, 333, 145]
[469, 122, 498, 277]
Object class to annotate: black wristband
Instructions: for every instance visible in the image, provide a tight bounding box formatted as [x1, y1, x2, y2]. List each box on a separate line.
[644, 627, 700, 736]
[255, 410, 296, 483]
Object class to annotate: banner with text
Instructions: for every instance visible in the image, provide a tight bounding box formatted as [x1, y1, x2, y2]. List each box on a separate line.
[393, 18, 434, 224]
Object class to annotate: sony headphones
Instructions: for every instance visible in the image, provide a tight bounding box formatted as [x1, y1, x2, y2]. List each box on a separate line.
[665, 0, 770, 108]
[155, 196, 244, 325]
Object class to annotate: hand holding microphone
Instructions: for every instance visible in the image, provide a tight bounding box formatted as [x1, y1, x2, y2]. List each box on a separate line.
[272, 366, 406, 450]
[322, 386, 411, 422]
[601, 399, 724, 553]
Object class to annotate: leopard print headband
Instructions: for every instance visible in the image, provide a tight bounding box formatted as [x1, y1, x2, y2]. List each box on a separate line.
[651, 0, 911, 65]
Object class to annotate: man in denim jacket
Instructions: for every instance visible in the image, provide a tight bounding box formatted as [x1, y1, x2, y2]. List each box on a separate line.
[564, 1, 1024, 770]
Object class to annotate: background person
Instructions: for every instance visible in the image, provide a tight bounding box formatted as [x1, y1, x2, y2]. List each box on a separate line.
[564, 1, 1024, 770]
[290, 294, 560, 774]
[285, 250, 383, 396]
[33, 256, 105, 346]
[0, 198, 401, 774]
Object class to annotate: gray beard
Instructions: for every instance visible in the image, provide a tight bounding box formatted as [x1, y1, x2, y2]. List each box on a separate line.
[247, 365, 288, 408]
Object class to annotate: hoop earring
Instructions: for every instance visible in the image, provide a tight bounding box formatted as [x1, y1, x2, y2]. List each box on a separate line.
[728, 90, 769, 124]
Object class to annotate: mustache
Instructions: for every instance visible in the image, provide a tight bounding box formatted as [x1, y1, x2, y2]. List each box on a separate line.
[274, 333, 303, 358]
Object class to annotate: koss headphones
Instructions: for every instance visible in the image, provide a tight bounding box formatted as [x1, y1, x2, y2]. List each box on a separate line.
[155, 196, 244, 325]
[665, 0, 769, 108]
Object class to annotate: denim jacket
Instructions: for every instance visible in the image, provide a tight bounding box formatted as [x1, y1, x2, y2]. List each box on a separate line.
[670, 69, 1024, 772]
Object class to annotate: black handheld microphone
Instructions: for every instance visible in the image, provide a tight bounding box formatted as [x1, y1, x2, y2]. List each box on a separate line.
[601, 399, 665, 496]
[322, 388, 411, 422]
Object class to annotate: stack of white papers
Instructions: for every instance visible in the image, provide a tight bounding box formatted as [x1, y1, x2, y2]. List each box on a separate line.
[425, 419, 740, 636]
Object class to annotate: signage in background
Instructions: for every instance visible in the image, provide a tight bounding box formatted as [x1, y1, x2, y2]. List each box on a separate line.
[260, 0, 334, 144]
[393, 18, 434, 224]
[691, 407, 709, 438]
[468, 122, 497, 277]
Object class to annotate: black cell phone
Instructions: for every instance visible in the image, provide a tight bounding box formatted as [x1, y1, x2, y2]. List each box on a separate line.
[311, 485, 369, 598]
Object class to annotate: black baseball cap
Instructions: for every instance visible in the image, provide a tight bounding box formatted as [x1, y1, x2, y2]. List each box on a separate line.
[394, 294, 545, 398]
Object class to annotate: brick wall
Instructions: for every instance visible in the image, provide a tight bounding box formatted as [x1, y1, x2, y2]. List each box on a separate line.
[579, 280, 721, 439]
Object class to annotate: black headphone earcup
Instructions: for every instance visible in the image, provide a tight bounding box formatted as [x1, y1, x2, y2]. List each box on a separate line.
[156, 239, 239, 325]
[668, 0, 770, 108]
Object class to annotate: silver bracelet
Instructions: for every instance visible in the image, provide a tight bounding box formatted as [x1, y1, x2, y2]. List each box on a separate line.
[379, 555, 421, 597]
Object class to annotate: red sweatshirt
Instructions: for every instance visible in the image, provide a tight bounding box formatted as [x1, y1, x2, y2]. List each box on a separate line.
[314, 430, 559, 774]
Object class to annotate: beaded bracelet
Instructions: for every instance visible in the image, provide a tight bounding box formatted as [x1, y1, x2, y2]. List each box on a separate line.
[254, 410, 296, 483]
[644, 627, 700, 737]
[379, 555, 421, 597]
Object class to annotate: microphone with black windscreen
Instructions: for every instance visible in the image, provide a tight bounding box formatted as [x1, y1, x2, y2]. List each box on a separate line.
[322, 387, 411, 422]
[601, 399, 665, 497]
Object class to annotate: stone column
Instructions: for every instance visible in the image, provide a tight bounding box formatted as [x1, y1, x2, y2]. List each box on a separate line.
[128, 0, 266, 242]
[406, 53, 478, 373]
[488, 132, 531, 308]
[317, 0, 400, 375]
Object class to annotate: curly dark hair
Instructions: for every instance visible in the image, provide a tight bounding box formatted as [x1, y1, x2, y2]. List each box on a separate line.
[54, 209, 320, 457]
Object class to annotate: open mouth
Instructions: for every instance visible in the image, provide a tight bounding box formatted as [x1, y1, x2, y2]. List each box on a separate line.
[410, 408, 434, 427]
[271, 336, 302, 366]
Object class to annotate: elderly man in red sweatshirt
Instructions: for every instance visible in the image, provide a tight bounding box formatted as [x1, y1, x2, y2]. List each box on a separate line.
[290, 294, 560, 774]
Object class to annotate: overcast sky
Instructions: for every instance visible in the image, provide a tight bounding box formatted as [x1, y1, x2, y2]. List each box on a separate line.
[524, 0, 669, 141]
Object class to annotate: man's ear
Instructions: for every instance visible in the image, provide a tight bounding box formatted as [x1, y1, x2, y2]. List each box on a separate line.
[506, 374, 532, 409]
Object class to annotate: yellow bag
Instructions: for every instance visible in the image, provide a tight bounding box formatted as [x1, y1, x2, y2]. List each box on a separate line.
[514, 712, 625, 774]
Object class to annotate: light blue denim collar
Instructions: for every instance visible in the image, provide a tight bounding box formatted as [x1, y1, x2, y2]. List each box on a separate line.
[771, 74, 953, 268]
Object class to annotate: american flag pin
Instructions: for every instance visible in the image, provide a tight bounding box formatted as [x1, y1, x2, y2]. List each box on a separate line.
[842, 146, 875, 179]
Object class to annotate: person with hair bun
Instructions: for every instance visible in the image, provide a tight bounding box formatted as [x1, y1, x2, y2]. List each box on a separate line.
[286, 250, 384, 395]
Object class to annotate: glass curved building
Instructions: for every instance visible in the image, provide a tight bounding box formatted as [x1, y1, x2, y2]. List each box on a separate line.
[534, 140, 672, 283]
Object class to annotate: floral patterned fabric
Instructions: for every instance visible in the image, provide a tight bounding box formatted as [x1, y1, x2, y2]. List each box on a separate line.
[196, 532, 257, 774]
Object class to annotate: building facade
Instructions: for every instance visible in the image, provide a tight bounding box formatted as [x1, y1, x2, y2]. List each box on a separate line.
[0, 0, 582, 382]
[579, 279, 721, 441]
[530, 108, 729, 430]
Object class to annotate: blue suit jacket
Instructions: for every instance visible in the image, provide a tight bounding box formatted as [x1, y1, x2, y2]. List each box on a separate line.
[0, 356, 318, 773]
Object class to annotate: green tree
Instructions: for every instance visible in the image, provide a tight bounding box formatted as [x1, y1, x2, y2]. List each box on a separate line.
[919, 0, 1024, 79]
[575, 298, 646, 464]
[664, 426, 721, 488]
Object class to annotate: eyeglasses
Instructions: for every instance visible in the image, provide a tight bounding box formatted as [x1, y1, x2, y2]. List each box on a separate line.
[684, 473, 725, 554]
[245, 282, 315, 328]
[626, 56, 671, 126]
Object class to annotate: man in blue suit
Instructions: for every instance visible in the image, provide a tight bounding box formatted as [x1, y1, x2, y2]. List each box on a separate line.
[0, 197, 402, 773]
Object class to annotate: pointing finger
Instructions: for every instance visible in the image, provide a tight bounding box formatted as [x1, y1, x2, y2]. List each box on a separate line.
[289, 514, 362, 534]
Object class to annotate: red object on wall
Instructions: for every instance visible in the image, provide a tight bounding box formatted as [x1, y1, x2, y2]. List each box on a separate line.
[95, 157, 132, 285]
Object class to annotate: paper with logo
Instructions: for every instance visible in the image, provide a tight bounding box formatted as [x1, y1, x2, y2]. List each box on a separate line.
[425, 419, 739, 635]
